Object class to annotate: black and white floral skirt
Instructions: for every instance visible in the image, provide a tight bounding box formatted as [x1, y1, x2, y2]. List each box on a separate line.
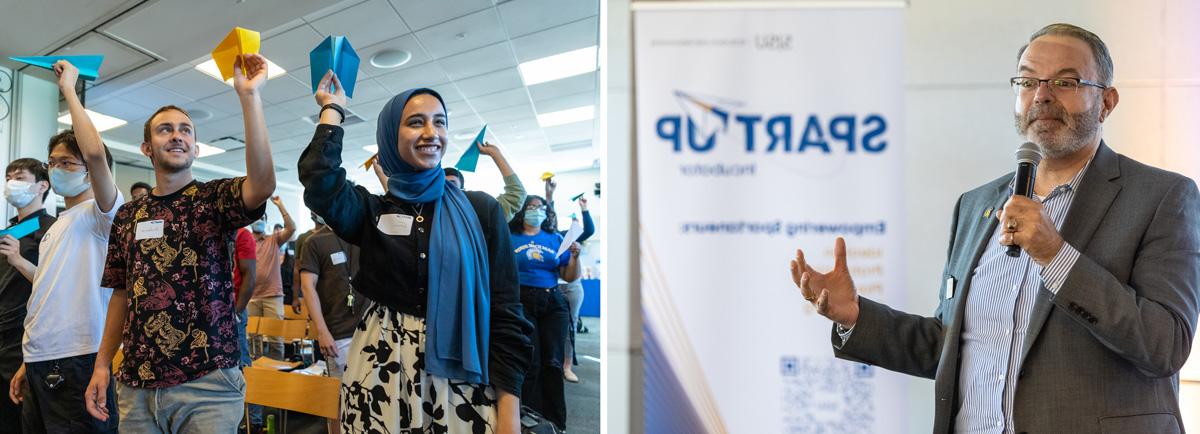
[341, 304, 498, 434]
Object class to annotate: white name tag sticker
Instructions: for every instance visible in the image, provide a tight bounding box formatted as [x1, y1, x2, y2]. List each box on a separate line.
[330, 251, 347, 265]
[135, 220, 165, 240]
[944, 277, 957, 300]
[377, 214, 413, 236]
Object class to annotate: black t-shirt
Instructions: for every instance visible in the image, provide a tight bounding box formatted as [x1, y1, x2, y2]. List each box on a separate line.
[298, 228, 363, 340]
[0, 210, 55, 332]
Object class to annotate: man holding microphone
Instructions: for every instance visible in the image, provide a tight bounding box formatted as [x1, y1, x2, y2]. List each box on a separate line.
[792, 23, 1199, 434]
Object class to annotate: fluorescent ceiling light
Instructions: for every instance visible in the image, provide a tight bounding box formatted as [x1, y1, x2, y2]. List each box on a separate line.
[197, 142, 226, 158]
[536, 105, 595, 128]
[518, 46, 597, 86]
[195, 57, 288, 85]
[58, 109, 126, 132]
[363, 144, 378, 153]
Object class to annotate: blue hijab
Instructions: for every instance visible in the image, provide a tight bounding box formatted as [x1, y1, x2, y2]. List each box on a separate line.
[376, 89, 490, 385]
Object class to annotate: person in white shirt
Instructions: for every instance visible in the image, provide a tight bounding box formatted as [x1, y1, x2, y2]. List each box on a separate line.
[7, 60, 123, 432]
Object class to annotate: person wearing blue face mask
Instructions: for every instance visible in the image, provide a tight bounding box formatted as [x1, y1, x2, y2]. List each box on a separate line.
[508, 195, 580, 431]
[299, 71, 532, 434]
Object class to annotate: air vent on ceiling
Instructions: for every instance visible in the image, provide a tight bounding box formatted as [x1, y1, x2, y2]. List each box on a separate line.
[548, 140, 591, 152]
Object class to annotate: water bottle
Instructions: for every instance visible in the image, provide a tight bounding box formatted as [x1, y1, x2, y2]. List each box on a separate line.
[265, 414, 276, 434]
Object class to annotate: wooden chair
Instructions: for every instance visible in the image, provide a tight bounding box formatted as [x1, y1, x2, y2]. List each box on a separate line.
[255, 317, 311, 341]
[244, 366, 341, 433]
[283, 303, 309, 320]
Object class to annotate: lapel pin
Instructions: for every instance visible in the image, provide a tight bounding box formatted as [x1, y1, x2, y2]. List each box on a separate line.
[983, 207, 993, 219]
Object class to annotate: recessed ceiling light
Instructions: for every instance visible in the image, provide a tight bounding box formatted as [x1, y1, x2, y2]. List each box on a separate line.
[369, 49, 412, 69]
[453, 132, 476, 141]
[59, 109, 126, 132]
[188, 108, 213, 121]
[197, 142, 226, 158]
[363, 144, 378, 153]
[518, 46, 598, 86]
[536, 105, 594, 128]
[195, 57, 288, 85]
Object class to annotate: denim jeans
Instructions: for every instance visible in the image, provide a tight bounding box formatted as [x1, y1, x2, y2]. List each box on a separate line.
[116, 368, 245, 433]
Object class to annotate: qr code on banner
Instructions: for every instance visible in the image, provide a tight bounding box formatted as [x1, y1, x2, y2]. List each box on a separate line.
[780, 356, 874, 434]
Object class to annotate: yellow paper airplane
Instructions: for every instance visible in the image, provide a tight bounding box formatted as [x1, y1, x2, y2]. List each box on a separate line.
[541, 171, 555, 181]
[211, 27, 261, 81]
[362, 154, 378, 171]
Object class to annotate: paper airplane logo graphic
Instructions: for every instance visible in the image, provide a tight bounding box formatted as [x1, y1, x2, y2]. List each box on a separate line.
[673, 90, 737, 139]
[454, 125, 488, 172]
[310, 36, 361, 98]
[211, 27, 261, 81]
[9, 55, 104, 81]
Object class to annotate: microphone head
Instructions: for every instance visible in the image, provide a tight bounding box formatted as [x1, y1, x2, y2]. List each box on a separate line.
[1015, 142, 1043, 165]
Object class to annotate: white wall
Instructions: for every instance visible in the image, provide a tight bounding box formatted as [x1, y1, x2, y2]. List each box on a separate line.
[4, 71, 59, 220]
[613, 0, 1200, 432]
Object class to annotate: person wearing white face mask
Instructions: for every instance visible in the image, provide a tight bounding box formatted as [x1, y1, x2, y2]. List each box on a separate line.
[10, 59, 123, 433]
[0, 158, 55, 430]
[508, 195, 580, 431]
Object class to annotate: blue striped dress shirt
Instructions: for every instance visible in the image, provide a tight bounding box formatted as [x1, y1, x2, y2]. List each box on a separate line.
[954, 163, 1088, 433]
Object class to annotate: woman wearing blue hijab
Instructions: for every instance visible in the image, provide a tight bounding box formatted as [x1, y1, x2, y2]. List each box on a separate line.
[298, 71, 532, 433]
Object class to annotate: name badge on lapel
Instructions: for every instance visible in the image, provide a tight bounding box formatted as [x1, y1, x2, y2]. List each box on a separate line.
[135, 220, 165, 240]
[377, 214, 413, 236]
[945, 276, 956, 300]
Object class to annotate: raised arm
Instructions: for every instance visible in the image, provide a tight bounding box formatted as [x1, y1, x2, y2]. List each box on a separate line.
[54, 61, 117, 212]
[233, 54, 275, 211]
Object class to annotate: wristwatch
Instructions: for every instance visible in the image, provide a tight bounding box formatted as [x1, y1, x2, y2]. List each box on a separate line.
[321, 103, 346, 123]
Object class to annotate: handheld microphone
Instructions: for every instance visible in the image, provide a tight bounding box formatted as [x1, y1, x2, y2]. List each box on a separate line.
[1007, 142, 1043, 257]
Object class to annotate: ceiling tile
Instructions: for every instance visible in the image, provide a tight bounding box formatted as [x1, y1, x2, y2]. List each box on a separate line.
[180, 100, 234, 123]
[154, 68, 232, 101]
[542, 121, 594, 143]
[262, 75, 315, 104]
[413, 8, 507, 59]
[264, 105, 305, 127]
[348, 78, 393, 104]
[466, 87, 530, 113]
[276, 96, 321, 119]
[198, 91, 244, 116]
[56, 32, 156, 85]
[435, 42, 518, 81]
[526, 71, 596, 102]
[510, 16, 598, 62]
[477, 103, 534, 125]
[194, 115, 246, 142]
[118, 84, 195, 110]
[388, 0, 492, 31]
[269, 119, 318, 140]
[261, 24, 327, 71]
[356, 34, 432, 77]
[101, 122, 146, 146]
[532, 91, 595, 114]
[375, 61, 451, 93]
[308, 0, 411, 48]
[350, 97, 390, 121]
[88, 97, 153, 126]
[497, 0, 597, 38]
[453, 67, 524, 97]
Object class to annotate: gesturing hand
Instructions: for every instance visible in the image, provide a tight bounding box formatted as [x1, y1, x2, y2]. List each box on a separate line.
[790, 237, 861, 328]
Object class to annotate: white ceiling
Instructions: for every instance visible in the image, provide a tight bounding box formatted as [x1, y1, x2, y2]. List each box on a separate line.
[1, 0, 600, 190]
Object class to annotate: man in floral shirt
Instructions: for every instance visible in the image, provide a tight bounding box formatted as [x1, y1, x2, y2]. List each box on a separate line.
[84, 54, 277, 432]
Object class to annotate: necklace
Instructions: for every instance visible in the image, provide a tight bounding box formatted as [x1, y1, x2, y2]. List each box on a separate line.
[410, 202, 426, 223]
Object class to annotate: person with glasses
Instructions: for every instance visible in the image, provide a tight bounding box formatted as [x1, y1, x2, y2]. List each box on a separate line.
[9, 60, 122, 432]
[509, 195, 580, 431]
[299, 71, 532, 434]
[791, 23, 1198, 434]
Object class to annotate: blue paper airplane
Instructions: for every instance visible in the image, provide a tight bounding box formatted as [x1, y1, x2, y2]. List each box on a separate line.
[309, 36, 360, 98]
[0, 218, 40, 240]
[454, 125, 488, 172]
[9, 55, 104, 81]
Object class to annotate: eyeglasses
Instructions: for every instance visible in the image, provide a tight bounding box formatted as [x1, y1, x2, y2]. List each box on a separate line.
[525, 204, 546, 211]
[1010, 77, 1107, 96]
[46, 159, 86, 170]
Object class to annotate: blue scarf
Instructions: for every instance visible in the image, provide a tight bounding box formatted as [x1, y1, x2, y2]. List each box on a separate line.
[376, 89, 490, 384]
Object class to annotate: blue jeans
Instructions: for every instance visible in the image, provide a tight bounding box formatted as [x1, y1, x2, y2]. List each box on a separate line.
[116, 368, 245, 433]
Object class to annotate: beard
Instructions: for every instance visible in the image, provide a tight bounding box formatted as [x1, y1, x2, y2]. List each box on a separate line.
[1014, 98, 1102, 159]
[149, 151, 194, 173]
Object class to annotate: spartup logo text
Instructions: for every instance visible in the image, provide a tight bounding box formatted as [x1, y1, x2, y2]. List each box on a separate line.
[656, 91, 888, 154]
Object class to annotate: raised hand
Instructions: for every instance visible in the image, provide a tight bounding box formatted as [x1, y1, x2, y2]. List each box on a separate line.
[789, 237, 860, 327]
[315, 70, 348, 108]
[233, 53, 268, 96]
[52, 60, 79, 91]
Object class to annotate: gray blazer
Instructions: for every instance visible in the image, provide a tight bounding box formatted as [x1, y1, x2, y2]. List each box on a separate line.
[834, 143, 1200, 434]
